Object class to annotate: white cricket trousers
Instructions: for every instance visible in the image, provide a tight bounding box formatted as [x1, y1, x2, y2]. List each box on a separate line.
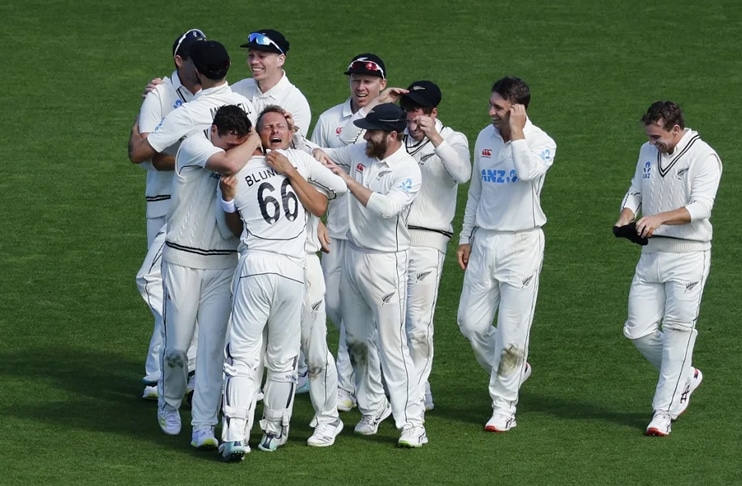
[624, 250, 710, 416]
[321, 237, 359, 397]
[136, 224, 196, 383]
[160, 261, 232, 429]
[302, 254, 340, 426]
[341, 245, 424, 429]
[222, 253, 304, 442]
[406, 245, 445, 404]
[457, 228, 544, 416]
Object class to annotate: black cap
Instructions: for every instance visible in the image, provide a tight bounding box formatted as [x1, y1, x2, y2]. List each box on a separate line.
[353, 103, 406, 132]
[344, 53, 386, 79]
[401, 80, 442, 108]
[190, 40, 231, 80]
[240, 29, 289, 54]
[172, 28, 206, 58]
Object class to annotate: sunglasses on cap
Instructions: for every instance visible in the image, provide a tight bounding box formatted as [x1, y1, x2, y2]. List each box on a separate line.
[174, 29, 206, 58]
[347, 59, 385, 79]
[248, 32, 284, 54]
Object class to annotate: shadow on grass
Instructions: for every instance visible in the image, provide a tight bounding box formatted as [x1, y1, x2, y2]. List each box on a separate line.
[429, 384, 647, 433]
[0, 347, 318, 457]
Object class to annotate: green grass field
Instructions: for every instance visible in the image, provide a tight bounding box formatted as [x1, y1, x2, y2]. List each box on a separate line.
[1, 0, 740, 484]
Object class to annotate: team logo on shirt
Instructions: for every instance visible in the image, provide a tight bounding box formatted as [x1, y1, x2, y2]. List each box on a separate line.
[539, 148, 552, 162]
[399, 178, 413, 193]
[676, 168, 688, 179]
[419, 153, 435, 165]
[377, 170, 392, 179]
[643, 161, 652, 179]
[173, 99, 183, 109]
[335, 127, 343, 135]
[481, 169, 518, 184]
[481, 148, 492, 157]
[356, 163, 365, 172]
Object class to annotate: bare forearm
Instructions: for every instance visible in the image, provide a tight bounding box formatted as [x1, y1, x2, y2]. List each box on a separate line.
[287, 171, 328, 217]
[225, 211, 243, 237]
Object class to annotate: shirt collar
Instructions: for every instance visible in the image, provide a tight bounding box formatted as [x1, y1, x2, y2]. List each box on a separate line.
[193, 82, 230, 100]
[377, 144, 408, 166]
[257, 71, 290, 98]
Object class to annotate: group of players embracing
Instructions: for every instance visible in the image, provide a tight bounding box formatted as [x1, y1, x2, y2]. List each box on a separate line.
[128, 27, 720, 462]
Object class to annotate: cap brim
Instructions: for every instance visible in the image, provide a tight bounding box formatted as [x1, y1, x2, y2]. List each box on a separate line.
[402, 92, 435, 107]
[240, 42, 282, 54]
[353, 118, 382, 130]
[344, 69, 384, 78]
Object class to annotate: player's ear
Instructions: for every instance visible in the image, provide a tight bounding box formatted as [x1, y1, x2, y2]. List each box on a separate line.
[276, 54, 286, 68]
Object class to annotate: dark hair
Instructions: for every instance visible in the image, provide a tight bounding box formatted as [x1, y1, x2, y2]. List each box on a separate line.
[256, 105, 289, 132]
[641, 101, 685, 130]
[399, 97, 435, 115]
[491, 76, 530, 108]
[213, 105, 252, 137]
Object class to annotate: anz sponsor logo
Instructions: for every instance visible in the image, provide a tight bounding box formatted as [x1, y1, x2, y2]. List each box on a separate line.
[643, 161, 652, 179]
[481, 169, 518, 184]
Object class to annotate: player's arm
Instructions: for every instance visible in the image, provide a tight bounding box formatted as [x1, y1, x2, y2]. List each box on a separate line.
[314, 146, 352, 169]
[458, 147, 484, 270]
[205, 132, 261, 176]
[436, 131, 472, 183]
[128, 121, 157, 163]
[291, 97, 312, 139]
[507, 105, 555, 181]
[305, 154, 348, 200]
[616, 152, 645, 226]
[218, 175, 243, 238]
[131, 87, 163, 165]
[152, 152, 175, 171]
[266, 151, 328, 217]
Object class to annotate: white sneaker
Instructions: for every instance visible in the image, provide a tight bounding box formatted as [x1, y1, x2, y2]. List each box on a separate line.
[337, 389, 356, 412]
[354, 401, 392, 435]
[646, 411, 672, 436]
[258, 431, 288, 452]
[157, 404, 181, 435]
[522, 362, 532, 384]
[219, 441, 249, 462]
[191, 426, 218, 450]
[484, 411, 517, 433]
[307, 419, 344, 447]
[398, 425, 428, 448]
[296, 371, 310, 394]
[142, 385, 158, 401]
[671, 368, 702, 419]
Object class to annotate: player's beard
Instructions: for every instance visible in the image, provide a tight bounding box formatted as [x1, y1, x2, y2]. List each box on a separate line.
[365, 135, 388, 159]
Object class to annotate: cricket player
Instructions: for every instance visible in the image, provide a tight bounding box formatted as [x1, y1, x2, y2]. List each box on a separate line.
[615, 101, 721, 436]
[398, 81, 471, 411]
[232, 29, 312, 137]
[218, 108, 346, 461]
[316, 103, 427, 448]
[309, 53, 388, 411]
[457, 76, 556, 433]
[156, 104, 259, 450]
[131, 28, 204, 401]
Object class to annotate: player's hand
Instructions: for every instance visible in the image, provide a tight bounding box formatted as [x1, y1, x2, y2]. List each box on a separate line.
[635, 215, 663, 238]
[377, 87, 409, 104]
[508, 104, 527, 136]
[142, 77, 164, 98]
[317, 220, 331, 253]
[266, 151, 295, 175]
[457, 244, 471, 270]
[313, 148, 332, 164]
[283, 111, 299, 134]
[220, 175, 238, 201]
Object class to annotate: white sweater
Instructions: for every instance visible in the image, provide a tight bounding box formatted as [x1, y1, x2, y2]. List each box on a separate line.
[405, 119, 471, 252]
[621, 128, 722, 252]
[164, 134, 239, 270]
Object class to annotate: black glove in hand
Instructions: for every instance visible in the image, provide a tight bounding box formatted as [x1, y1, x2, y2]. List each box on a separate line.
[613, 222, 649, 246]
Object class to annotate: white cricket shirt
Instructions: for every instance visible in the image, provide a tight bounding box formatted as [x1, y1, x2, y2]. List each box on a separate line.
[137, 70, 198, 219]
[325, 144, 422, 252]
[231, 72, 311, 137]
[310, 98, 357, 240]
[164, 133, 239, 270]
[147, 83, 257, 154]
[460, 119, 556, 244]
[405, 119, 471, 252]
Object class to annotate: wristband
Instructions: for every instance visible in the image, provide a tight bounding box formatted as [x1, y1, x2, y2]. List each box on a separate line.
[221, 198, 236, 213]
